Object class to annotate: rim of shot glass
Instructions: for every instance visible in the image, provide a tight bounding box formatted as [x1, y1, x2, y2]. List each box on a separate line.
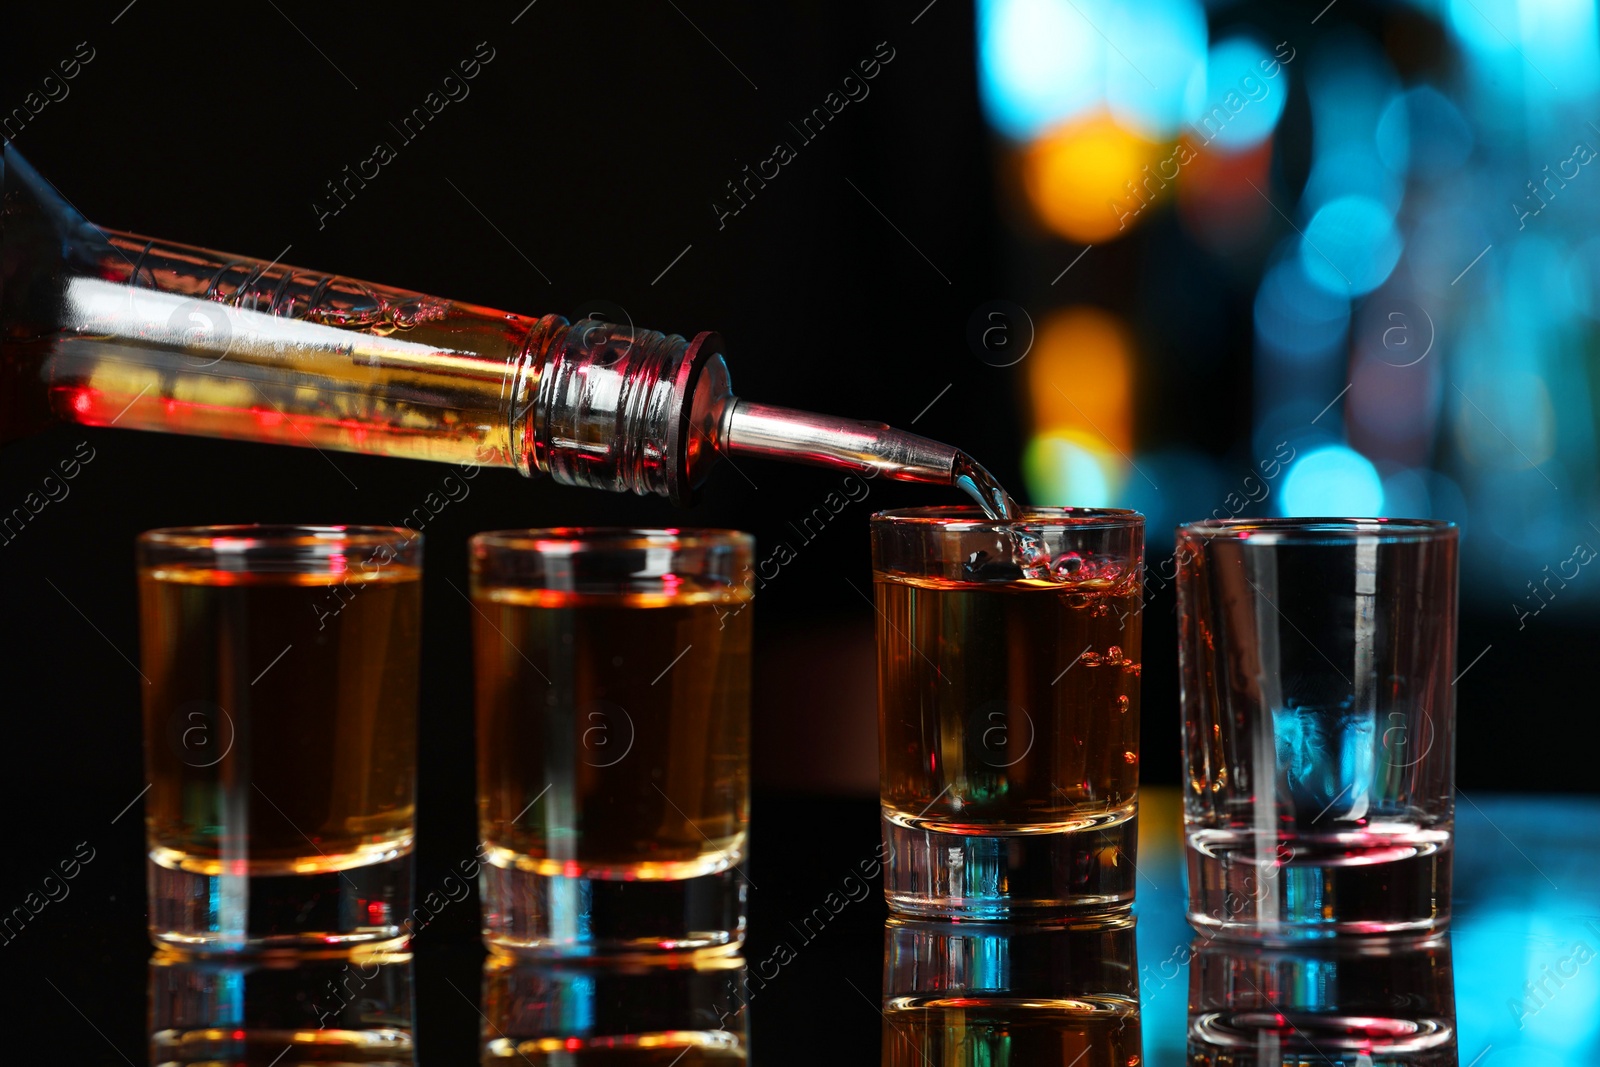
[469, 528, 754, 597]
[137, 524, 421, 574]
[1176, 516, 1457, 545]
[872, 505, 1144, 530]
[470, 527, 754, 554]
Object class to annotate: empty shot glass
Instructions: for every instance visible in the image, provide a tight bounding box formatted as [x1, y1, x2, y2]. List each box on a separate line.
[872, 507, 1145, 917]
[472, 529, 753, 957]
[1188, 935, 1456, 1065]
[139, 525, 421, 951]
[1176, 518, 1458, 938]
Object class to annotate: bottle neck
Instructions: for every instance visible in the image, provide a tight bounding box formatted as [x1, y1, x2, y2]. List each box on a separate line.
[2, 142, 969, 504]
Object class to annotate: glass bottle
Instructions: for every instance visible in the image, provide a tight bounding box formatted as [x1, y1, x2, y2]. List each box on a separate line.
[1, 144, 1005, 507]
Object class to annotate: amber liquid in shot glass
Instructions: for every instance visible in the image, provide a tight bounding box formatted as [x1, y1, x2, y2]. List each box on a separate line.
[473, 529, 752, 957]
[873, 507, 1144, 917]
[139, 525, 420, 951]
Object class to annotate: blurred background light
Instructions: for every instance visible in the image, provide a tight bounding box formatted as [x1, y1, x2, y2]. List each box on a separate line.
[1176, 137, 1275, 253]
[1020, 114, 1166, 242]
[1023, 431, 1117, 506]
[975, 0, 1600, 617]
[1378, 464, 1434, 518]
[1281, 444, 1385, 516]
[977, 0, 1104, 140]
[1196, 37, 1289, 153]
[1300, 195, 1403, 295]
[1026, 306, 1134, 447]
[1376, 86, 1473, 179]
[1118, 449, 1225, 553]
[1104, 0, 1208, 140]
[1254, 253, 1351, 360]
[1452, 373, 1557, 470]
[1022, 306, 1134, 506]
[1448, 0, 1600, 100]
[1479, 464, 1570, 563]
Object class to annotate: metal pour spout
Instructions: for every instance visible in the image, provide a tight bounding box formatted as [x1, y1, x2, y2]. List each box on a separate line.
[718, 399, 960, 485]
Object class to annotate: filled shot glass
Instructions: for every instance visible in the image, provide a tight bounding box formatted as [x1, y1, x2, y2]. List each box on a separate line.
[139, 525, 421, 951]
[472, 528, 753, 957]
[872, 507, 1144, 917]
[883, 917, 1141, 1066]
[1176, 518, 1458, 938]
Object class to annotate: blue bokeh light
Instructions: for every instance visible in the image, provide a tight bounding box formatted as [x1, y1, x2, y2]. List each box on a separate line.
[1449, 0, 1600, 99]
[1280, 445, 1385, 516]
[1194, 37, 1289, 152]
[1254, 255, 1351, 360]
[1116, 450, 1225, 553]
[1105, 0, 1207, 138]
[1300, 195, 1403, 295]
[977, 0, 1103, 140]
[1376, 86, 1473, 179]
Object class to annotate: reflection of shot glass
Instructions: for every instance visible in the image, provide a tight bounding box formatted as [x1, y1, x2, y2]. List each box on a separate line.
[472, 529, 753, 957]
[882, 916, 1140, 1066]
[1188, 935, 1457, 1065]
[139, 525, 421, 951]
[1176, 519, 1459, 938]
[149, 948, 415, 1064]
[481, 952, 748, 1062]
[872, 507, 1145, 917]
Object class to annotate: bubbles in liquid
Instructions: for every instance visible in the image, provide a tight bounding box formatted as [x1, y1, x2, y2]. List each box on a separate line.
[1053, 552, 1084, 579]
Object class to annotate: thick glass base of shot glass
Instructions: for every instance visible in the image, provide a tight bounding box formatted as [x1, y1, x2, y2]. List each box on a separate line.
[1186, 829, 1452, 939]
[151, 947, 414, 1064]
[1187, 934, 1456, 1066]
[482, 851, 747, 959]
[482, 950, 748, 1062]
[882, 808, 1138, 918]
[148, 847, 412, 952]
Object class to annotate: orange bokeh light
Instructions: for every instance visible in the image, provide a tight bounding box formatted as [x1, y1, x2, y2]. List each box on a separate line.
[1020, 112, 1167, 244]
[1027, 306, 1134, 449]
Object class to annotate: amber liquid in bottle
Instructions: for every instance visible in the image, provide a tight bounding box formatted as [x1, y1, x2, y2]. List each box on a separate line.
[140, 565, 420, 876]
[475, 586, 751, 880]
[876, 574, 1141, 833]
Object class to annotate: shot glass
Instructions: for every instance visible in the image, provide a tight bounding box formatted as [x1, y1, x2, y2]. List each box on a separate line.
[1187, 935, 1456, 1065]
[883, 916, 1140, 1066]
[150, 948, 414, 1064]
[871, 506, 1145, 917]
[481, 952, 748, 1062]
[139, 525, 421, 951]
[1176, 518, 1458, 938]
[471, 528, 753, 957]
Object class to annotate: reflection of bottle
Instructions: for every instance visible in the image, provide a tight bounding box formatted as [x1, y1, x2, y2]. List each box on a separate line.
[882, 916, 1142, 1066]
[149, 948, 414, 1065]
[480, 951, 747, 1063]
[1187, 935, 1456, 1066]
[1, 144, 999, 506]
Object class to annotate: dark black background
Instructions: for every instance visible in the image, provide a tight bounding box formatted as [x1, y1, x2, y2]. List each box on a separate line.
[2, 1, 1592, 1062]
